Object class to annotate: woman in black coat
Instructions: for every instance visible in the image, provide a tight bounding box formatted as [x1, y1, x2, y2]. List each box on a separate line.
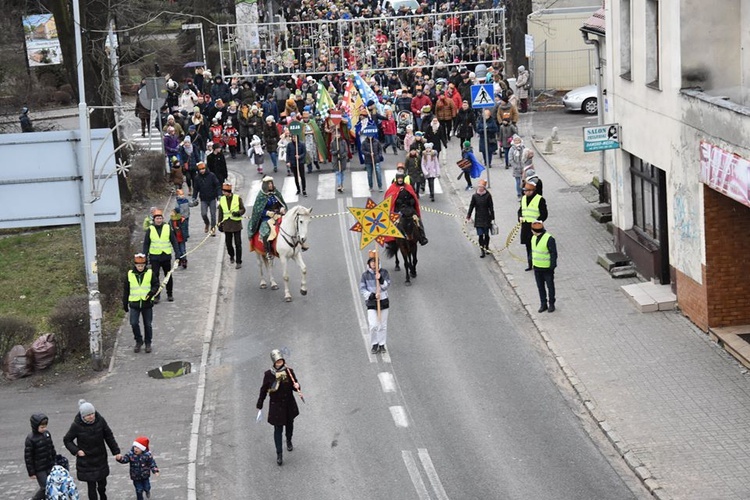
[466, 179, 495, 258]
[63, 400, 121, 500]
[454, 101, 475, 148]
[256, 349, 300, 466]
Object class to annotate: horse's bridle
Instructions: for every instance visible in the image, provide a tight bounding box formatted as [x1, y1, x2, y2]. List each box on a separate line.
[279, 212, 305, 249]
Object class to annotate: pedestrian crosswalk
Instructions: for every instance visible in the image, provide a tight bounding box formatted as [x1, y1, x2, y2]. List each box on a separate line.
[246, 169, 445, 203]
[129, 132, 163, 152]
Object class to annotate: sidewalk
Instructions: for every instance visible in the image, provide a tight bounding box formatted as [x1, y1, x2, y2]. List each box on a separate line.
[0, 173, 230, 498]
[447, 112, 750, 500]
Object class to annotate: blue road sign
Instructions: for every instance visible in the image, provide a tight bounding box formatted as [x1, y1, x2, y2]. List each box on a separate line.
[471, 84, 495, 109]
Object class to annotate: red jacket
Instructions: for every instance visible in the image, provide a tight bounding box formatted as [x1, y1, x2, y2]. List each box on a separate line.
[410, 94, 432, 118]
[448, 89, 463, 112]
[382, 117, 397, 135]
[384, 182, 421, 217]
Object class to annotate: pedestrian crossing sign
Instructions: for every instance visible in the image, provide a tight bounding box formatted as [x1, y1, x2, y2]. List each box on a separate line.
[471, 84, 495, 109]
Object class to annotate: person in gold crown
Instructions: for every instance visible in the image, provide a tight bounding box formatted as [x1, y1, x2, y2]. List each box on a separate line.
[256, 349, 301, 466]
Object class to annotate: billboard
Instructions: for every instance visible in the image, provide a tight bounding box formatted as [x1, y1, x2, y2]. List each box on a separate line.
[583, 124, 620, 152]
[23, 14, 63, 66]
[700, 141, 750, 208]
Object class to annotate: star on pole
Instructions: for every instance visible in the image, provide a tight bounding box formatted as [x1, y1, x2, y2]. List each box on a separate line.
[349, 197, 403, 249]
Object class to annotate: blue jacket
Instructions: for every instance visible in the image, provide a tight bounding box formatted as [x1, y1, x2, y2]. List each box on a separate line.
[116, 448, 159, 481]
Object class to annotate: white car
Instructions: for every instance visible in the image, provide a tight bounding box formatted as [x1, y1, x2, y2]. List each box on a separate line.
[562, 84, 598, 114]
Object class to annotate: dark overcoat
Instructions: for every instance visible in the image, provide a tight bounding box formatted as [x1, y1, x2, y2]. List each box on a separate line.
[63, 412, 120, 482]
[256, 367, 300, 426]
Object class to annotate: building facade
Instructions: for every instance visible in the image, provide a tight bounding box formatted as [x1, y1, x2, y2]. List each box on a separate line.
[602, 0, 750, 331]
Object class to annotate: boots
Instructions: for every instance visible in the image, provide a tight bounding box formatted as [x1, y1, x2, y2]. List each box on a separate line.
[277, 452, 283, 466]
[265, 241, 274, 260]
[287, 438, 293, 451]
[418, 225, 428, 246]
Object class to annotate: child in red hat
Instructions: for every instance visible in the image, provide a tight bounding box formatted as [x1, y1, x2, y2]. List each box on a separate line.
[117, 436, 159, 499]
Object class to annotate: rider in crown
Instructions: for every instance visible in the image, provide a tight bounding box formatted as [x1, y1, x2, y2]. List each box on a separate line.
[384, 172, 428, 246]
[249, 176, 288, 260]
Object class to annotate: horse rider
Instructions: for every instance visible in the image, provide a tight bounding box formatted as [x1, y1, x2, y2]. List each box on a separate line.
[384, 172, 428, 245]
[249, 176, 287, 260]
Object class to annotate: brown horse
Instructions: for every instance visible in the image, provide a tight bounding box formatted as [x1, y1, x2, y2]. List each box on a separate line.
[385, 208, 419, 286]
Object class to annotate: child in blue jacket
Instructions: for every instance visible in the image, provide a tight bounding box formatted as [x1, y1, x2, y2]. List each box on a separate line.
[117, 436, 159, 500]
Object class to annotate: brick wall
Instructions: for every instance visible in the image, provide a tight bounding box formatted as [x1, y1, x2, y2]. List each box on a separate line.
[675, 266, 708, 331]
[703, 185, 750, 328]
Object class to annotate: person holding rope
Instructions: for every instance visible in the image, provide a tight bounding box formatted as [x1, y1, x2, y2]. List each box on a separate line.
[248, 176, 289, 260]
[122, 253, 159, 353]
[531, 220, 557, 312]
[218, 182, 247, 269]
[256, 349, 301, 466]
[359, 250, 391, 354]
[142, 209, 179, 304]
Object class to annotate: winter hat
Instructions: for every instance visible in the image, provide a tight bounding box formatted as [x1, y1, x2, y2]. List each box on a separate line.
[78, 399, 95, 418]
[133, 436, 150, 452]
[463, 140, 471, 148]
[531, 220, 544, 230]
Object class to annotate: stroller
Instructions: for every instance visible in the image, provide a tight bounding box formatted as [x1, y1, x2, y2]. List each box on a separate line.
[396, 110, 414, 150]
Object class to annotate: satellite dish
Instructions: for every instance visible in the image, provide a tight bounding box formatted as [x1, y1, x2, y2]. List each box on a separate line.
[138, 77, 168, 110]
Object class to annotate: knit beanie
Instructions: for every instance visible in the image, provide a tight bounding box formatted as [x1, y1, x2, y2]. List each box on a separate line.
[78, 399, 95, 418]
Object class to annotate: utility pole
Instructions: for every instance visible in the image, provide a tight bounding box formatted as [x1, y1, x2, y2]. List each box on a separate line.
[74, 0, 104, 370]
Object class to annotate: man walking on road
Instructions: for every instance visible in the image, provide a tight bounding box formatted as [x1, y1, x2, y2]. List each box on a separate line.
[192, 161, 221, 235]
[123, 253, 159, 352]
[530, 220, 557, 312]
[218, 182, 246, 269]
[142, 209, 178, 304]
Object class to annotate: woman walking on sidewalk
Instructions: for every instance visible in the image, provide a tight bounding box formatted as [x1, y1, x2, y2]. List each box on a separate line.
[256, 349, 301, 466]
[466, 179, 495, 258]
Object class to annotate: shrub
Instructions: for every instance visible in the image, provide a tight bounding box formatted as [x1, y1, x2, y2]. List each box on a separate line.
[128, 151, 168, 201]
[48, 295, 90, 360]
[0, 316, 35, 359]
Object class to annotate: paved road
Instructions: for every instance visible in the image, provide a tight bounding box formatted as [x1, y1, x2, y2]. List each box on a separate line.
[196, 151, 646, 499]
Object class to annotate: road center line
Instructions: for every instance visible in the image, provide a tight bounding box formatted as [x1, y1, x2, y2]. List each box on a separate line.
[418, 448, 450, 500]
[378, 371, 396, 393]
[402, 451, 432, 500]
[389, 406, 409, 427]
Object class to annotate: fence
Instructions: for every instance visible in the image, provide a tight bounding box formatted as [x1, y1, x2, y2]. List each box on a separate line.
[217, 8, 506, 79]
[529, 40, 594, 97]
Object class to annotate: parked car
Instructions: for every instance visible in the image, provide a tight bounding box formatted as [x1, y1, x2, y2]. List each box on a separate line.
[562, 84, 598, 114]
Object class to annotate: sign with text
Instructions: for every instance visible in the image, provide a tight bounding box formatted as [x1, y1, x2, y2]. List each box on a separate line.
[699, 141, 750, 208]
[583, 124, 620, 152]
[288, 122, 303, 138]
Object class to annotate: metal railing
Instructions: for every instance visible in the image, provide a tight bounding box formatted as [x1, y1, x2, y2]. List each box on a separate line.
[217, 8, 506, 79]
[530, 40, 594, 96]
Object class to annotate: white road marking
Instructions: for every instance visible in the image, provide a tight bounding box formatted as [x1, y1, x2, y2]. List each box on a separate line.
[248, 180, 262, 208]
[418, 448, 450, 500]
[402, 451, 431, 500]
[338, 197, 378, 362]
[351, 170, 371, 198]
[317, 173, 336, 199]
[389, 405, 409, 427]
[378, 371, 396, 393]
[282, 177, 299, 203]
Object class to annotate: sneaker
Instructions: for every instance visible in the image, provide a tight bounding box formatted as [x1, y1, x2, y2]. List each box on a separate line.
[145, 344, 152, 353]
[236, 262, 242, 269]
[371, 345, 379, 354]
[134, 343, 142, 353]
[379, 187, 383, 192]
[465, 185, 473, 191]
[378, 344, 387, 353]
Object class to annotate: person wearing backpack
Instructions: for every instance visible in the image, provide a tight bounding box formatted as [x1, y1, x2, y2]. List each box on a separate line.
[25, 413, 57, 500]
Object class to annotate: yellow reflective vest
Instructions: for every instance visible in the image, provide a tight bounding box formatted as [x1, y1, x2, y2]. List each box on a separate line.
[128, 269, 153, 304]
[148, 225, 172, 255]
[521, 194, 542, 223]
[220, 195, 242, 221]
[531, 232, 552, 269]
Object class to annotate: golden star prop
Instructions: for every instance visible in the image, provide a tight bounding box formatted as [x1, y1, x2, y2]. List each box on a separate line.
[349, 197, 403, 249]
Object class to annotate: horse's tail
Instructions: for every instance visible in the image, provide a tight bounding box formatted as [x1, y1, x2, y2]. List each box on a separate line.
[384, 241, 399, 259]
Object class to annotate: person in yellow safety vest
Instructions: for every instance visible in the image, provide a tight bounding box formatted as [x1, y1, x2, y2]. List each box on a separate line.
[142, 208, 178, 304]
[217, 182, 247, 269]
[122, 253, 159, 353]
[517, 180, 548, 271]
[530, 220, 558, 313]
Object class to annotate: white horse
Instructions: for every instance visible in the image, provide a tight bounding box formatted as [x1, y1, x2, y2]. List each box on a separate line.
[251, 205, 312, 302]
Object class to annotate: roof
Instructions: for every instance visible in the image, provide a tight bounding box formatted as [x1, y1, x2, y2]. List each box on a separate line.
[580, 7, 605, 36]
